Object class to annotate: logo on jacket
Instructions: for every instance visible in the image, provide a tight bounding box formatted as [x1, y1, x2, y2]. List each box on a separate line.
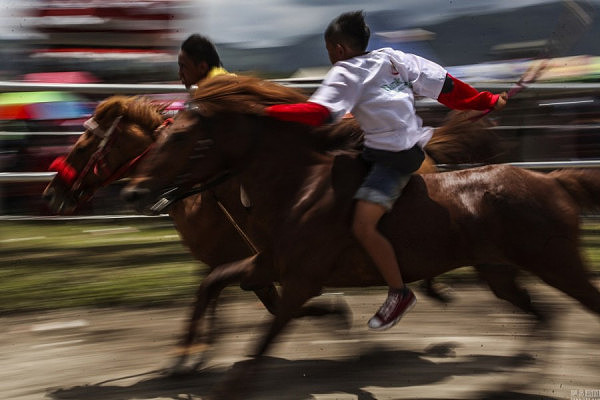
[381, 78, 412, 92]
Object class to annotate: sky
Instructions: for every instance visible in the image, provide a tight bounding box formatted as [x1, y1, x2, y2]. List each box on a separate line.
[192, 0, 598, 47]
[1, 0, 598, 47]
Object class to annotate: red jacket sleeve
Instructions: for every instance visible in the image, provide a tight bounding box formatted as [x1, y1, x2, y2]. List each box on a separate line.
[265, 102, 332, 127]
[437, 74, 499, 110]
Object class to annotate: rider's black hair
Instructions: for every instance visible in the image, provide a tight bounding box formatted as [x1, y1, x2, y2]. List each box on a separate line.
[181, 34, 222, 68]
[324, 11, 370, 52]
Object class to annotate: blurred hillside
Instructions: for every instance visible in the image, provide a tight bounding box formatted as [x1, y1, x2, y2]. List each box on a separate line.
[220, 1, 599, 76]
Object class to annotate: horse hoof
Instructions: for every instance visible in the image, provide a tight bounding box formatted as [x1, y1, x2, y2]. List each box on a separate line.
[166, 364, 196, 377]
[420, 281, 454, 304]
[164, 355, 194, 376]
[165, 354, 208, 376]
[332, 296, 353, 331]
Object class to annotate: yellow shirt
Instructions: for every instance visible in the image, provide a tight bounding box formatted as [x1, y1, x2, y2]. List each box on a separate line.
[192, 66, 235, 97]
[206, 66, 232, 79]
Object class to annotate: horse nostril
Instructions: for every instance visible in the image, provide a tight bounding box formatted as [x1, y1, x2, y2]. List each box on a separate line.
[42, 188, 55, 203]
[121, 187, 137, 203]
[121, 187, 149, 203]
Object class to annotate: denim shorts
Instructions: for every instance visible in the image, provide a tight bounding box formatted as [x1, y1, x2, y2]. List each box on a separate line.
[353, 145, 424, 211]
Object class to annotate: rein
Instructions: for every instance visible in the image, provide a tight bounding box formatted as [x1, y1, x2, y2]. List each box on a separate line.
[147, 169, 259, 254]
[214, 194, 259, 254]
[148, 170, 233, 214]
[98, 145, 153, 185]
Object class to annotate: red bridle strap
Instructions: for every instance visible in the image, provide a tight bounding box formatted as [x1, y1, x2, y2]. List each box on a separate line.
[95, 117, 174, 186]
[96, 144, 153, 187]
[48, 156, 78, 186]
[49, 116, 169, 192]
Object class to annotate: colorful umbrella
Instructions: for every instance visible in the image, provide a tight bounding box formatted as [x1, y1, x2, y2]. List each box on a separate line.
[0, 91, 91, 120]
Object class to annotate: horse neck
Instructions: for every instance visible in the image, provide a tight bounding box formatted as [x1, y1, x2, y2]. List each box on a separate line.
[234, 123, 331, 211]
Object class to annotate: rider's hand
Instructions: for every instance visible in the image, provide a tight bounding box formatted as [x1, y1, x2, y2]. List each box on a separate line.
[494, 92, 508, 111]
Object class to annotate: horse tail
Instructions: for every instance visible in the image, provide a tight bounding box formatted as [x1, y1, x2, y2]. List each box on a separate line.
[549, 168, 600, 212]
[425, 110, 502, 165]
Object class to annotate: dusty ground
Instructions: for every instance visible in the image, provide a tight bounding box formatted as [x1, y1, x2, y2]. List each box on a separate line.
[1, 281, 599, 400]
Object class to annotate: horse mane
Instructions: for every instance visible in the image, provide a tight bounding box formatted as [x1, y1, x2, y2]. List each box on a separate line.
[95, 95, 165, 136]
[426, 110, 503, 164]
[191, 75, 505, 160]
[191, 75, 363, 152]
[192, 75, 308, 111]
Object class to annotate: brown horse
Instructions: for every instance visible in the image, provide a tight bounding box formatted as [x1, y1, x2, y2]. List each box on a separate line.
[42, 96, 254, 268]
[40, 96, 348, 343]
[122, 75, 600, 398]
[42, 94, 499, 360]
[41, 95, 496, 276]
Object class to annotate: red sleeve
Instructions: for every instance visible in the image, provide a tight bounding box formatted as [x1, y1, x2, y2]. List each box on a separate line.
[265, 102, 332, 127]
[437, 74, 499, 110]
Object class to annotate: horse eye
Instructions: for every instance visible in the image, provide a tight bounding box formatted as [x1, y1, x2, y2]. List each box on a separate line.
[74, 145, 87, 154]
[74, 135, 98, 153]
[169, 132, 187, 143]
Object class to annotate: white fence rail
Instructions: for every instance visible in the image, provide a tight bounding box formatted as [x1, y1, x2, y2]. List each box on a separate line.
[4, 160, 600, 184]
[2, 80, 600, 96]
[2, 81, 600, 185]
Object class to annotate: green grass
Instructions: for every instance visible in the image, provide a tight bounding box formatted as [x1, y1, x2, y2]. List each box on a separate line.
[0, 219, 203, 314]
[1, 218, 599, 314]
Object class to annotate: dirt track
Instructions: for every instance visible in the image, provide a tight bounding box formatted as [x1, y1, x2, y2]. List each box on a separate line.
[2, 281, 599, 400]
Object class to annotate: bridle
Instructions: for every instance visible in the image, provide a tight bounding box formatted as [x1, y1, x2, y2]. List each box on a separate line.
[49, 114, 154, 203]
[148, 106, 234, 213]
[147, 103, 263, 213]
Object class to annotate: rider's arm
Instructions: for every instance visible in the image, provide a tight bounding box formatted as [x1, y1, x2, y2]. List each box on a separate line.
[266, 73, 503, 125]
[266, 63, 362, 127]
[436, 74, 500, 110]
[265, 102, 332, 127]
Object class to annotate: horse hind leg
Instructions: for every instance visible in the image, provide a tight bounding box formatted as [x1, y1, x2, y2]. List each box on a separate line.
[523, 237, 600, 318]
[475, 264, 548, 322]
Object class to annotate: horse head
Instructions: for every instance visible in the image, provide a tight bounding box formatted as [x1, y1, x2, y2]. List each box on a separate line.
[122, 75, 323, 213]
[121, 105, 262, 214]
[42, 96, 164, 214]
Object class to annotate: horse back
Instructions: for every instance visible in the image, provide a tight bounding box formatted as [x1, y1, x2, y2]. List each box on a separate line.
[379, 165, 581, 279]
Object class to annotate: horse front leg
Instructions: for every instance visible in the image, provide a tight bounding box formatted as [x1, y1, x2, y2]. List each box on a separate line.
[172, 254, 261, 372]
[419, 278, 454, 303]
[210, 278, 321, 399]
[251, 284, 280, 315]
[253, 283, 352, 332]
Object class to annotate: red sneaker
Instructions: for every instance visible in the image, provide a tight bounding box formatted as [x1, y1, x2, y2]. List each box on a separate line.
[368, 287, 416, 331]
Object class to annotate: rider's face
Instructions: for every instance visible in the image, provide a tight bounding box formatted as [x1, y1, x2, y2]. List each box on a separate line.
[325, 40, 343, 65]
[325, 38, 365, 65]
[178, 50, 209, 89]
[325, 39, 354, 65]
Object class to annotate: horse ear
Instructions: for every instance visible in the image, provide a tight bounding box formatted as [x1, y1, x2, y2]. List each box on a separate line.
[116, 99, 129, 117]
[96, 96, 129, 122]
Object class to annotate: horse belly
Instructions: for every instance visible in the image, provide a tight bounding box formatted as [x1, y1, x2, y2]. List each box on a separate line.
[324, 245, 386, 287]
